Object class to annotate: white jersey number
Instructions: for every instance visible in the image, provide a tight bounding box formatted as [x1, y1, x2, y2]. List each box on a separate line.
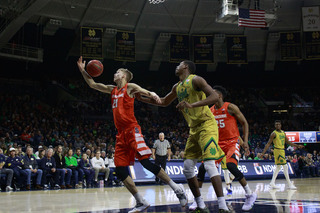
[216, 119, 225, 128]
[112, 99, 118, 109]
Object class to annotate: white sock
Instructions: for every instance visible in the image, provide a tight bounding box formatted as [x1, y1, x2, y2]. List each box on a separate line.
[243, 184, 252, 195]
[270, 165, 281, 184]
[168, 180, 179, 191]
[218, 196, 229, 210]
[195, 196, 206, 209]
[133, 192, 144, 203]
[282, 164, 292, 185]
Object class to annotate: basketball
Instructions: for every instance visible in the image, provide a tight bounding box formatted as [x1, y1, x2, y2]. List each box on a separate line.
[86, 60, 103, 77]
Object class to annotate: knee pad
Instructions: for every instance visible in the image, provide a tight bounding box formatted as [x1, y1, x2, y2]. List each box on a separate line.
[183, 159, 197, 179]
[204, 160, 219, 178]
[115, 166, 129, 181]
[197, 163, 206, 182]
[140, 159, 161, 175]
[227, 162, 243, 180]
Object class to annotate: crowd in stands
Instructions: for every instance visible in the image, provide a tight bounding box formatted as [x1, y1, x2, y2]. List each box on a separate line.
[1, 79, 320, 191]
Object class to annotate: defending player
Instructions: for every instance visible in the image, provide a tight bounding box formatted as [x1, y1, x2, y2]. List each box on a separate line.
[189, 86, 257, 211]
[261, 120, 304, 190]
[77, 56, 187, 213]
[137, 60, 230, 213]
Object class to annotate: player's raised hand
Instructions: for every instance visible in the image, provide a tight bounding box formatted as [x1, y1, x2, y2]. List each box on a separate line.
[298, 144, 304, 149]
[150, 92, 161, 104]
[77, 56, 86, 72]
[176, 101, 192, 110]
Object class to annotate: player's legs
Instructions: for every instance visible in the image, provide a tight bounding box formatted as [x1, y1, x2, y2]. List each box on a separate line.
[197, 162, 206, 188]
[222, 139, 256, 211]
[189, 162, 205, 211]
[270, 165, 281, 188]
[217, 153, 232, 195]
[116, 166, 150, 213]
[185, 119, 229, 211]
[114, 130, 150, 212]
[270, 149, 286, 189]
[128, 126, 187, 207]
[283, 164, 296, 189]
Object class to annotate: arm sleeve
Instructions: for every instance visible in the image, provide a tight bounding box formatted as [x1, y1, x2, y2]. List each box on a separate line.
[90, 158, 96, 168]
[166, 140, 171, 149]
[153, 141, 158, 149]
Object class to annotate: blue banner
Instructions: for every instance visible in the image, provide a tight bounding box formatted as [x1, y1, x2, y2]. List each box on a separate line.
[129, 160, 294, 183]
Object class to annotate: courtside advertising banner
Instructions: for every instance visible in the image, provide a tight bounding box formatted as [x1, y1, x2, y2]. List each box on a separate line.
[129, 160, 294, 183]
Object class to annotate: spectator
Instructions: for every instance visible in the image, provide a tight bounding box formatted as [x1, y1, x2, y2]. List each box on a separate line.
[292, 154, 298, 163]
[172, 151, 181, 159]
[254, 145, 263, 156]
[305, 153, 319, 177]
[78, 153, 94, 188]
[73, 148, 82, 162]
[5, 147, 25, 190]
[22, 147, 43, 190]
[298, 155, 308, 178]
[313, 150, 319, 162]
[106, 152, 118, 186]
[247, 153, 255, 160]
[40, 148, 60, 189]
[35, 146, 43, 159]
[101, 151, 107, 160]
[0, 149, 13, 191]
[91, 150, 109, 184]
[65, 149, 81, 188]
[16, 145, 25, 158]
[254, 153, 262, 160]
[85, 149, 92, 159]
[53, 145, 72, 189]
[37, 149, 46, 160]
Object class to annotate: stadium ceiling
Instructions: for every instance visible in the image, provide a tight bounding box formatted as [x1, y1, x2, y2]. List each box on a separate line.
[0, 0, 319, 67]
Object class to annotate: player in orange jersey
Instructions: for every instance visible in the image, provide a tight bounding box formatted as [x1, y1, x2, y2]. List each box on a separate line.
[189, 86, 257, 211]
[77, 56, 187, 213]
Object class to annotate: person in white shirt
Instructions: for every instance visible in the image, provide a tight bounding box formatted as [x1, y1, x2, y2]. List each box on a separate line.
[106, 152, 118, 185]
[91, 150, 110, 183]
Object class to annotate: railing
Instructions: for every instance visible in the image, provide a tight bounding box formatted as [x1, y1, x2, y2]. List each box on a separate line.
[0, 42, 43, 62]
[0, 0, 36, 34]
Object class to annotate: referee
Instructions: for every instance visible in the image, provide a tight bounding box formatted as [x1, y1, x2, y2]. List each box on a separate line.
[152, 132, 171, 185]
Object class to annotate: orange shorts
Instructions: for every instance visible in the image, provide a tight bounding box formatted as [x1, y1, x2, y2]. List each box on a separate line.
[216, 137, 240, 166]
[114, 126, 152, 167]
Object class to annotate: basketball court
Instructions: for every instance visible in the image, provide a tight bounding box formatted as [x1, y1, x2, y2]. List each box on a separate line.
[1, 178, 320, 213]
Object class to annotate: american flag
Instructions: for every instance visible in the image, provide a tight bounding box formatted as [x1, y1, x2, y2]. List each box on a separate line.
[238, 8, 266, 28]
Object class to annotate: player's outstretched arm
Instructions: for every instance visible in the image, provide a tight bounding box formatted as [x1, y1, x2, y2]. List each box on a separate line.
[127, 83, 161, 104]
[285, 136, 304, 149]
[229, 103, 250, 155]
[135, 83, 178, 107]
[176, 76, 218, 109]
[261, 133, 275, 156]
[77, 56, 115, 94]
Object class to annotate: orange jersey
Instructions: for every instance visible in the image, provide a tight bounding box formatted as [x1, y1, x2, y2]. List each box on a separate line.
[111, 83, 138, 130]
[210, 102, 240, 141]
